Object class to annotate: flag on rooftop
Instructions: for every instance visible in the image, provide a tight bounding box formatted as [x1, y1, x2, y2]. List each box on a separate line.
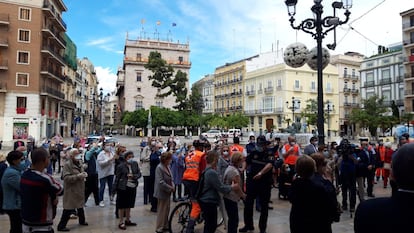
[172, 22, 177, 27]
[156, 20, 161, 25]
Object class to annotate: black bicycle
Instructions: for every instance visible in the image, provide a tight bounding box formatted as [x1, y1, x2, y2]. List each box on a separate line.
[168, 198, 224, 233]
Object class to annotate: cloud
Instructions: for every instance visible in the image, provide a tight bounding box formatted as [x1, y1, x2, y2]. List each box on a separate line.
[95, 66, 117, 94]
[86, 37, 113, 46]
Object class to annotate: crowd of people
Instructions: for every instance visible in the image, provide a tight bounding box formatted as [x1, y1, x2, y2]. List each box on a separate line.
[0, 131, 413, 233]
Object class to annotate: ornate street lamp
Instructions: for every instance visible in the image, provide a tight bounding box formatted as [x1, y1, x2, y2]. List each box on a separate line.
[99, 87, 104, 134]
[325, 101, 335, 138]
[286, 96, 301, 127]
[283, 0, 351, 145]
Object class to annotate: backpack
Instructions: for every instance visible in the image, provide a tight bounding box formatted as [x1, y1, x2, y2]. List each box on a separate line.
[195, 168, 209, 200]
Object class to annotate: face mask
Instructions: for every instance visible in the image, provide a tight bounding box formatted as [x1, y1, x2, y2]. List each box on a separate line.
[151, 141, 156, 146]
[313, 141, 318, 145]
[127, 158, 133, 163]
[158, 148, 163, 153]
[22, 151, 28, 157]
[19, 160, 26, 171]
[104, 146, 110, 151]
[223, 152, 229, 156]
[323, 151, 329, 157]
[290, 142, 295, 146]
[75, 154, 82, 160]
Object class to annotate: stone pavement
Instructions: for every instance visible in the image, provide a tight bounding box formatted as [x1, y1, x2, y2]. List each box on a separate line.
[0, 177, 391, 233]
[0, 135, 392, 233]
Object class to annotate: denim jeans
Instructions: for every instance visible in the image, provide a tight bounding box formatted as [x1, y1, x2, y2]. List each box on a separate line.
[99, 175, 114, 202]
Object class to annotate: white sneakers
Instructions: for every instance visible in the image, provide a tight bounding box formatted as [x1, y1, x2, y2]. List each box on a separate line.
[99, 201, 105, 207]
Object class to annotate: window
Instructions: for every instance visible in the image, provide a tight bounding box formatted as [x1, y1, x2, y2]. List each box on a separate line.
[19, 8, 31, 21]
[136, 72, 142, 82]
[366, 72, 374, 82]
[17, 97, 27, 108]
[382, 69, 390, 79]
[135, 100, 143, 110]
[311, 81, 316, 90]
[137, 87, 141, 92]
[295, 80, 300, 88]
[250, 117, 254, 127]
[262, 96, 274, 112]
[344, 67, 348, 76]
[17, 51, 29, 64]
[326, 82, 332, 92]
[258, 116, 263, 127]
[156, 101, 163, 107]
[178, 56, 183, 63]
[16, 73, 29, 86]
[136, 53, 141, 61]
[18, 29, 30, 42]
[352, 69, 356, 77]
[277, 79, 282, 87]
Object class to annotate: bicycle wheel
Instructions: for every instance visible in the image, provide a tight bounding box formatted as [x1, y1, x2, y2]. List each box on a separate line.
[169, 202, 191, 233]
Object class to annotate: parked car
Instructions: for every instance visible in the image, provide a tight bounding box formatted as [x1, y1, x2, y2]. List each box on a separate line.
[201, 129, 222, 139]
[223, 128, 241, 137]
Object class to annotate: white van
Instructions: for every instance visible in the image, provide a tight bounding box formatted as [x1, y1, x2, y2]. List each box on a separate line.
[227, 129, 241, 137]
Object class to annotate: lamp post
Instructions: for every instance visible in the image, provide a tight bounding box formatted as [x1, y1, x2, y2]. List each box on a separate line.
[284, 0, 351, 145]
[325, 101, 335, 138]
[286, 96, 301, 129]
[99, 88, 104, 134]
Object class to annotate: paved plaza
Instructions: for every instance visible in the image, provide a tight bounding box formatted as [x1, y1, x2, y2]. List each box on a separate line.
[0, 135, 392, 233]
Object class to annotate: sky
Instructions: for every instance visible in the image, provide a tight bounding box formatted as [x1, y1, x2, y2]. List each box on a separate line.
[62, 0, 414, 94]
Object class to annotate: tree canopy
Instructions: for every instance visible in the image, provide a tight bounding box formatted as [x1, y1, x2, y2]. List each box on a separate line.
[349, 95, 387, 137]
[144, 51, 189, 110]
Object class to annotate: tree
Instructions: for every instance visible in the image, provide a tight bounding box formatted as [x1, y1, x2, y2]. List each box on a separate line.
[225, 113, 249, 129]
[301, 99, 317, 131]
[145, 51, 189, 110]
[349, 95, 386, 138]
[188, 85, 204, 115]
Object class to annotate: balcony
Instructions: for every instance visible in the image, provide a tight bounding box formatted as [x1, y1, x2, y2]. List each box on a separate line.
[0, 37, 8, 47]
[402, 22, 414, 30]
[396, 99, 404, 106]
[403, 39, 414, 46]
[344, 102, 352, 107]
[0, 59, 7, 70]
[41, 66, 65, 83]
[41, 45, 65, 65]
[351, 89, 359, 95]
[364, 81, 375, 87]
[276, 85, 283, 91]
[379, 78, 392, 85]
[0, 13, 9, 26]
[396, 75, 404, 82]
[264, 86, 273, 94]
[403, 55, 414, 64]
[351, 103, 360, 108]
[62, 100, 76, 109]
[40, 86, 65, 100]
[16, 107, 26, 114]
[245, 90, 255, 96]
[343, 87, 351, 93]
[405, 89, 414, 96]
[382, 101, 392, 107]
[293, 86, 303, 92]
[405, 73, 414, 80]
[42, 0, 67, 30]
[42, 24, 66, 48]
[257, 89, 263, 94]
[325, 88, 334, 94]
[244, 110, 256, 115]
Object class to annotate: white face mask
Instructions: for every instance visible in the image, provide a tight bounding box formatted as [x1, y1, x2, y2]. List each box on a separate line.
[75, 154, 82, 160]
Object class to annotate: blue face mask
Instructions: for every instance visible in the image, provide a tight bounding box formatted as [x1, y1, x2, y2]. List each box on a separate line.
[256, 145, 264, 152]
[19, 160, 26, 171]
[22, 151, 28, 158]
[158, 149, 163, 153]
[127, 158, 133, 163]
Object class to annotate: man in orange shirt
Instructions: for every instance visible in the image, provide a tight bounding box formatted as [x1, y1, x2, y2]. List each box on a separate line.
[182, 140, 207, 233]
[375, 140, 386, 182]
[281, 136, 302, 171]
